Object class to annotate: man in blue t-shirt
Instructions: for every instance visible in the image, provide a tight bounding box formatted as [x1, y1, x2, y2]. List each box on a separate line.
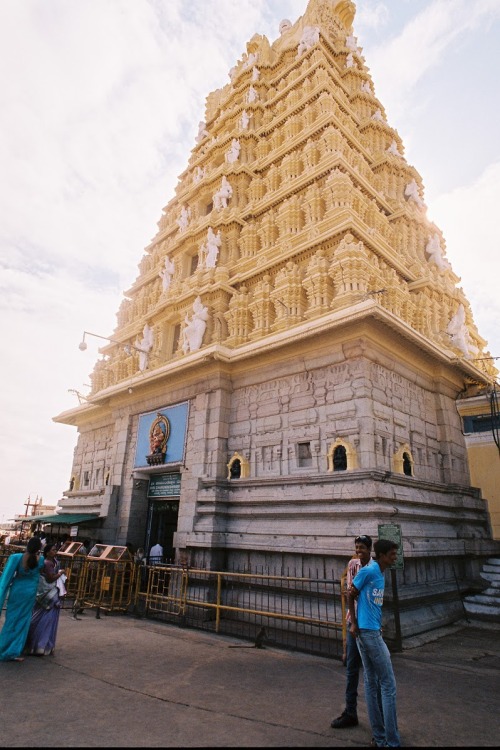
[348, 539, 401, 748]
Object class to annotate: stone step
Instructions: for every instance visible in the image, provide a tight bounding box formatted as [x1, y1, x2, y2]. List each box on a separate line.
[464, 601, 500, 616]
[481, 571, 500, 584]
[486, 557, 500, 565]
[465, 593, 500, 606]
[483, 563, 500, 573]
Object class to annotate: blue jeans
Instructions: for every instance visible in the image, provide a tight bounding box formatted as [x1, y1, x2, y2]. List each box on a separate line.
[357, 629, 401, 747]
[345, 629, 362, 716]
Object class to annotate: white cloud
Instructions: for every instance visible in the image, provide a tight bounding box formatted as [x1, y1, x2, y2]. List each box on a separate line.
[430, 161, 500, 357]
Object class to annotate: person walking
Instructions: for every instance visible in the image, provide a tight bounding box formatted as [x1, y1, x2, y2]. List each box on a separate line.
[331, 534, 372, 729]
[25, 543, 66, 657]
[0, 537, 43, 662]
[348, 539, 401, 748]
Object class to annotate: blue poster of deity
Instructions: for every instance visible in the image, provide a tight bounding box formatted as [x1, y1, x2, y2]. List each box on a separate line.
[134, 401, 189, 468]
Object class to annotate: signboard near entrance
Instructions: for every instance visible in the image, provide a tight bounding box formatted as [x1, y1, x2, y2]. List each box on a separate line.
[148, 473, 181, 498]
[377, 523, 404, 570]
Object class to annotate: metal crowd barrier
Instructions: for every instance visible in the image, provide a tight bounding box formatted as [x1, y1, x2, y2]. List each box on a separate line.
[1, 544, 345, 657]
[72, 545, 136, 618]
[136, 566, 344, 658]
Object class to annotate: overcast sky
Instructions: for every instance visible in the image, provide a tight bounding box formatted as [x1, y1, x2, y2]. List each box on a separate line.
[1, 0, 499, 524]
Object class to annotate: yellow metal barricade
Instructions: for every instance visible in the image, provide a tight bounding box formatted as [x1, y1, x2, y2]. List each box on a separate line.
[56, 541, 87, 599]
[142, 565, 188, 617]
[73, 545, 135, 618]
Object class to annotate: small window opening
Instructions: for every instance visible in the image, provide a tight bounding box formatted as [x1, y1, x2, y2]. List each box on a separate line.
[230, 459, 241, 479]
[333, 445, 347, 471]
[298, 442, 312, 467]
[403, 452, 412, 476]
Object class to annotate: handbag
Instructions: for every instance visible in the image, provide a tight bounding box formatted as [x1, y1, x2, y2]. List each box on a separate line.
[36, 575, 58, 609]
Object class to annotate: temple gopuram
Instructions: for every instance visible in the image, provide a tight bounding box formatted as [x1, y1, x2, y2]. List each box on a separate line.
[54, 0, 499, 640]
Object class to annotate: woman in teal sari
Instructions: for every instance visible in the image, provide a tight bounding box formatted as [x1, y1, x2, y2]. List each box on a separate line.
[0, 537, 43, 662]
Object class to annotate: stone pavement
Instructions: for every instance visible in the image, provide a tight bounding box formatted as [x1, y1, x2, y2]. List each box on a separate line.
[1, 611, 499, 747]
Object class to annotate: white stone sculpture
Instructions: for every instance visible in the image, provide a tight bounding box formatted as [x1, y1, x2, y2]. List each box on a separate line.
[247, 85, 258, 104]
[159, 256, 175, 292]
[297, 26, 320, 57]
[425, 233, 451, 271]
[361, 81, 372, 94]
[177, 205, 191, 232]
[404, 179, 425, 208]
[201, 227, 222, 269]
[194, 166, 205, 183]
[345, 53, 355, 69]
[447, 304, 477, 358]
[371, 109, 384, 122]
[226, 138, 241, 164]
[137, 323, 154, 372]
[240, 110, 252, 130]
[182, 297, 209, 354]
[195, 121, 209, 144]
[160, 255, 175, 288]
[387, 140, 402, 157]
[242, 52, 258, 70]
[279, 19, 292, 35]
[346, 34, 358, 51]
[252, 66, 260, 82]
[213, 176, 233, 211]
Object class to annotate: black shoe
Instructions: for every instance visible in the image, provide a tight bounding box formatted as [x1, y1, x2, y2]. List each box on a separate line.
[331, 712, 359, 728]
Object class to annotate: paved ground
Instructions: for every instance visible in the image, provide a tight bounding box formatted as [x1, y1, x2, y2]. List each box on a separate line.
[1, 611, 499, 747]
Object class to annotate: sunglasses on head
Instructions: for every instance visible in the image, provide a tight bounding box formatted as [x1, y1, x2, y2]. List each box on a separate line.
[355, 535, 372, 546]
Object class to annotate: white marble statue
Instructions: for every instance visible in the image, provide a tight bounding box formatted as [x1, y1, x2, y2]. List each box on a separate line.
[201, 227, 222, 269]
[226, 138, 241, 164]
[297, 26, 320, 57]
[177, 205, 191, 232]
[159, 256, 175, 292]
[240, 110, 252, 130]
[387, 139, 402, 157]
[213, 176, 233, 211]
[247, 85, 258, 104]
[361, 80, 372, 94]
[425, 233, 451, 271]
[404, 179, 425, 208]
[242, 52, 258, 71]
[194, 166, 206, 183]
[371, 109, 384, 122]
[137, 323, 154, 372]
[195, 121, 209, 144]
[182, 297, 209, 354]
[279, 19, 292, 35]
[447, 304, 477, 358]
[345, 53, 355, 69]
[346, 34, 358, 51]
[252, 66, 260, 82]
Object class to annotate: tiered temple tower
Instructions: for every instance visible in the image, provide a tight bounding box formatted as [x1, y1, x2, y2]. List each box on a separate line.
[55, 0, 498, 640]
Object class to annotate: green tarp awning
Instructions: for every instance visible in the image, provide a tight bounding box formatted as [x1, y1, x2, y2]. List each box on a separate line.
[26, 513, 101, 525]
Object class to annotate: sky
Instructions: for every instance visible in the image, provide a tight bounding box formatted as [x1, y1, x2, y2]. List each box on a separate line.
[1, 0, 499, 524]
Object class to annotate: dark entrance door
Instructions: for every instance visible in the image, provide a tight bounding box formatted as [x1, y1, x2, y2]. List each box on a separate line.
[146, 499, 179, 563]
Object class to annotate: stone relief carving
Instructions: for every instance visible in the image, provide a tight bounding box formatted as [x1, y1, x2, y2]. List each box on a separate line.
[213, 176, 233, 210]
[297, 26, 320, 57]
[226, 138, 241, 164]
[200, 227, 222, 269]
[181, 297, 209, 354]
[137, 323, 154, 372]
[159, 256, 175, 292]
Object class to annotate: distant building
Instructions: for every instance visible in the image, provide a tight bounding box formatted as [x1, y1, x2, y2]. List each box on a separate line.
[457, 390, 500, 539]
